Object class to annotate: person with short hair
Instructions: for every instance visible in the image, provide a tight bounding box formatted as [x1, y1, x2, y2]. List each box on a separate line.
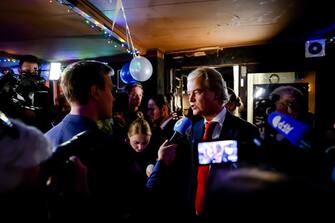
[18, 54, 40, 76]
[45, 60, 114, 146]
[147, 67, 259, 221]
[261, 85, 319, 178]
[45, 60, 145, 221]
[186, 67, 259, 218]
[1, 54, 52, 132]
[127, 83, 144, 122]
[269, 85, 312, 124]
[203, 166, 334, 221]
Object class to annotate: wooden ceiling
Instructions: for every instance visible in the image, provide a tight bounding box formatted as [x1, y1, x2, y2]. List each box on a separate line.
[1, 0, 335, 61]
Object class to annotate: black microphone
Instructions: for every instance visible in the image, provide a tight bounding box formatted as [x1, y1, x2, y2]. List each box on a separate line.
[168, 117, 192, 144]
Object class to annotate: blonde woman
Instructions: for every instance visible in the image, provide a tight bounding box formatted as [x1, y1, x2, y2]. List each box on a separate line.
[127, 112, 155, 177]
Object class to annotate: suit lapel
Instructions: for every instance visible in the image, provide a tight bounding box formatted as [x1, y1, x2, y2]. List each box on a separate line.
[219, 111, 235, 140]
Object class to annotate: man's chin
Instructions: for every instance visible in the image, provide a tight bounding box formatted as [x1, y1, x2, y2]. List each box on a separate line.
[193, 110, 201, 116]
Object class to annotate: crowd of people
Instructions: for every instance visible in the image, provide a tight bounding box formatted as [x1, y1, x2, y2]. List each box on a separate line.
[1, 56, 335, 221]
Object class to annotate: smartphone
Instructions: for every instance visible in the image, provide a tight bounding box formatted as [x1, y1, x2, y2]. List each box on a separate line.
[198, 140, 238, 165]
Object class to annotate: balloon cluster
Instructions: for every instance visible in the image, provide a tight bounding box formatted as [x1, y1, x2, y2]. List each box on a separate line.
[120, 56, 153, 84]
[120, 62, 137, 84]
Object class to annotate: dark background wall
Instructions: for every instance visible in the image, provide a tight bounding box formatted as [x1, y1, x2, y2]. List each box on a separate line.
[87, 39, 335, 130]
[164, 41, 335, 130]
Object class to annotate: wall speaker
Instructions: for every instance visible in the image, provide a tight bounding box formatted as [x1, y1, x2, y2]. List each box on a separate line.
[305, 39, 326, 58]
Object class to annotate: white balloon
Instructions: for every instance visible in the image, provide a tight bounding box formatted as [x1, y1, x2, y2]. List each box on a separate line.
[129, 56, 153, 82]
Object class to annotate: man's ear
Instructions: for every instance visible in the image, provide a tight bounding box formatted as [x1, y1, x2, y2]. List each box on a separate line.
[90, 85, 100, 100]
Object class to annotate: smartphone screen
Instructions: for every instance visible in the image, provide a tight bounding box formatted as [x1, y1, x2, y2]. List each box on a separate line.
[198, 140, 238, 165]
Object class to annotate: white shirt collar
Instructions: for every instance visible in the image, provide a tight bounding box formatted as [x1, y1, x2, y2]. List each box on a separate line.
[203, 106, 227, 139]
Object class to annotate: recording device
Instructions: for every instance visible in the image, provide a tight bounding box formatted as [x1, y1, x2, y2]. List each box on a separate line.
[198, 140, 238, 165]
[40, 130, 106, 179]
[267, 111, 312, 149]
[15, 74, 48, 108]
[0, 110, 19, 139]
[0, 72, 48, 111]
[168, 117, 192, 144]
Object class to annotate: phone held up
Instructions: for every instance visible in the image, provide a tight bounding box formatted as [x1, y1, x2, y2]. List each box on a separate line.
[198, 140, 238, 165]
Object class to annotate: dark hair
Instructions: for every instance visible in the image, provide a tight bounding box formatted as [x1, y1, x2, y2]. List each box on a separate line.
[149, 94, 169, 110]
[269, 85, 305, 113]
[269, 86, 303, 104]
[227, 87, 241, 107]
[203, 167, 332, 221]
[19, 55, 39, 68]
[126, 83, 143, 94]
[61, 60, 112, 105]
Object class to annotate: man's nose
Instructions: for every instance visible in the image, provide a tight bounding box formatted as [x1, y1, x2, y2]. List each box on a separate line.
[189, 93, 195, 102]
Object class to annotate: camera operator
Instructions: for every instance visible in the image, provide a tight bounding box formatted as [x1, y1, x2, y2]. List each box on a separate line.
[0, 55, 53, 132]
[0, 68, 19, 118]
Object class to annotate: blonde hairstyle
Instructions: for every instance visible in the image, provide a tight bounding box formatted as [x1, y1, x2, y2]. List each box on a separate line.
[187, 66, 228, 104]
[127, 112, 152, 138]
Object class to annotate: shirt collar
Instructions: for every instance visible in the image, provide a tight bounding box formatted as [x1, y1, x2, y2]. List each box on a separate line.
[204, 106, 227, 126]
[203, 106, 227, 140]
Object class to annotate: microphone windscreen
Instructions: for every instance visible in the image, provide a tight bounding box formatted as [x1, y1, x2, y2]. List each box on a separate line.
[267, 111, 311, 147]
[173, 117, 192, 135]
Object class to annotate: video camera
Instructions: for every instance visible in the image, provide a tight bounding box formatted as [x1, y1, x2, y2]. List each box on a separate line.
[15, 73, 48, 108]
[40, 130, 111, 178]
[0, 71, 49, 111]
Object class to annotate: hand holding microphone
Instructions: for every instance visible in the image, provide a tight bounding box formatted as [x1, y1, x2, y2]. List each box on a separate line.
[267, 111, 312, 149]
[158, 139, 178, 166]
[168, 117, 192, 144]
[157, 117, 192, 165]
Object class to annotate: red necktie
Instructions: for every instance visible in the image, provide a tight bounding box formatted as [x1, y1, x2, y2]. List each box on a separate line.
[195, 121, 216, 215]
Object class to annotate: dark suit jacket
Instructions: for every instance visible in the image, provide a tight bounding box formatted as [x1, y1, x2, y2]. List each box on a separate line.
[147, 112, 259, 220]
[188, 111, 260, 214]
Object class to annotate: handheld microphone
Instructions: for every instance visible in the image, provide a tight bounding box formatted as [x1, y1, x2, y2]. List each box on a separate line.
[168, 117, 192, 144]
[267, 111, 312, 149]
